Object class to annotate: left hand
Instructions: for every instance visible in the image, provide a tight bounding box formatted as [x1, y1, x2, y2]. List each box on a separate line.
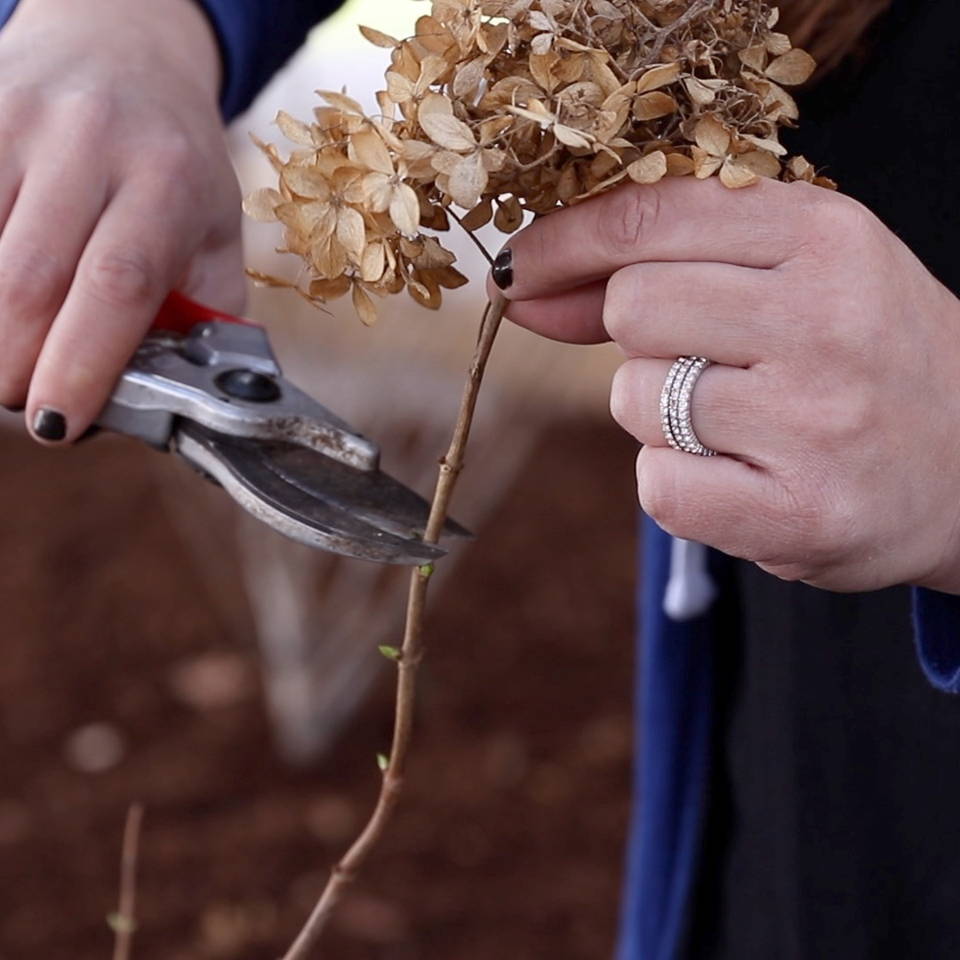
[490, 177, 960, 595]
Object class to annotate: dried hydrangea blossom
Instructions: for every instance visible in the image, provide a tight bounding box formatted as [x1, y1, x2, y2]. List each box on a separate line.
[245, 0, 834, 323]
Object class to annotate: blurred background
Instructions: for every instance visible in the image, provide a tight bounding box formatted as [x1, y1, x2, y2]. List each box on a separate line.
[0, 2, 639, 956]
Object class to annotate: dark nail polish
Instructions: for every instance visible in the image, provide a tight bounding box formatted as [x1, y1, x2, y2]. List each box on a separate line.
[1, 404, 24, 413]
[33, 407, 67, 442]
[492, 249, 514, 290]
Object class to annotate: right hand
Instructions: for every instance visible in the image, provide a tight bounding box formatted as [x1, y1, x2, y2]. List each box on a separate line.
[0, 0, 245, 443]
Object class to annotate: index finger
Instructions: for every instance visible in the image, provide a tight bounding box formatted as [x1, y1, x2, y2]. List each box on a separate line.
[25, 177, 205, 443]
[489, 176, 815, 304]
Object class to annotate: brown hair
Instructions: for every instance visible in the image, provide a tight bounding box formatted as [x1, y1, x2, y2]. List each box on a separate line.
[779, 0, 893, 73]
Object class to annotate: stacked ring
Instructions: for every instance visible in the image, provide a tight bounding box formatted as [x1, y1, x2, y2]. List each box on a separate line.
[659, 356, 717, 457]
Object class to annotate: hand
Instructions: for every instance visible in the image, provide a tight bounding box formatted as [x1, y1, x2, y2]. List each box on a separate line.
[0, 0, 244, 443]
[491, 177, 960, 595]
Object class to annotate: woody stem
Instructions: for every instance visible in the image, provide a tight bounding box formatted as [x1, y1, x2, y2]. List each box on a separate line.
[281, 292, 506, 960]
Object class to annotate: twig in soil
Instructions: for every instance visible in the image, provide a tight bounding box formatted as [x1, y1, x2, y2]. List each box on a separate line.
[110, 803, 145, 960]
[281, 293, 506, 959]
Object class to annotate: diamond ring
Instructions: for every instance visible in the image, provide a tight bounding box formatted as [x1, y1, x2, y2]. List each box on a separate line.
[659, 356, 717, 457]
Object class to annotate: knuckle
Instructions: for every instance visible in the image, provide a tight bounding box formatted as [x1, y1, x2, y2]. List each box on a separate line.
[785, 179, 821, 206]
[798, 296, 880, 380]
[0, 243, 67, 316]
[85, 247, 156, 308]
[141, 132, 206, 199]
[609, 362, 636, 430]
[792, 179, 834, 219]
[769, 471, 855, 568]
[0, 85, 38, 132]
[605, 184, 662, 259]
[810, 386, 876, 451]
[784, 190, 876, 266]
[146, 131, 197, 176]
[636, 455, 678, 530]
[817, 193, 877, 246]
[58, 89, 114, 140]
[603, 267, 642, 342]
[805, 298, 860, 351]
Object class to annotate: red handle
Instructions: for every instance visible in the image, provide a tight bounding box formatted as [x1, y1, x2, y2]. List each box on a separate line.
[152, 291, 255, 336]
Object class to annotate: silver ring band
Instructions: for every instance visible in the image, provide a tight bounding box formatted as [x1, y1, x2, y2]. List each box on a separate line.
[660, 356, 717, 457]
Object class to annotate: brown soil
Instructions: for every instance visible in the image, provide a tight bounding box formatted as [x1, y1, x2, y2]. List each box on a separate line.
[0, 417, 637, 960]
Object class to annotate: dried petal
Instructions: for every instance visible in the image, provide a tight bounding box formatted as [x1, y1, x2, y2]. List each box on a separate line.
[275, 111, 315, 147]
[246, 269, 294, 289]
[734, 149, 781, 179]
[242, 188, 282, 222]
[453, 57, 488, 100]
[352, 283, 379, 326]
[460, 197, 494, 230]
[309, 275, 351, 301]
[419, 111, 477, 151]
[350, 128, 394, 175]
[494, 196, 524, 232]
[446, 150, 488, 208]
[766, 32, 792, 56]
[665, 152, 695, 177]
[336, 207, 367, 264]
[694, 116, 731, 158]
[765, 49, 816, 86]
[683, 76, 718, 106]
[635, 63, 681, 94]
[719, 160, 759, 189]
[361, 242, 386, 283]
[740, 134, 787, 157]
[389, 182, 421, 235]
[553, 124, 593, 149]
[282, 166, 332, 200]
[359, 25, 399, 48]
[691, 146, 724, 179]
[633, 92, 678, 121]
[408, 273, 442, 310]
[386, 71, 415, 104]
[361, 172, 393, 212]
[627, 150, 668, 185]
[315, 90, 366, 115]
[739, 44, 768, 73]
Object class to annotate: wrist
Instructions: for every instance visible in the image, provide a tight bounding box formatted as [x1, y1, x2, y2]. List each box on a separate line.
[8, 0, 222, 102]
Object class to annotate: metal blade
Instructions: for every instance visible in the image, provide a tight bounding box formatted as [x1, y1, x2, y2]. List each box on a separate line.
[173, 423, 470, 565]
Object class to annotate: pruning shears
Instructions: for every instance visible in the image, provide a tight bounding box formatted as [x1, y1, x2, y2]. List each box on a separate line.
[95, 292, 468, 565]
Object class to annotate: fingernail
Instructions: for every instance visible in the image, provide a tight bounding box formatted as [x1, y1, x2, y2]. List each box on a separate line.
[1, 404, 24, 413]
[492, 249, 513, 290]
[32, 407, 67, 442]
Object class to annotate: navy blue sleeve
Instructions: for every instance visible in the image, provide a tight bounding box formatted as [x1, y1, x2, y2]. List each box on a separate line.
[0, 0, 17, 27]
[0, 0, 343, 121]
[195, 0, 345, 120]
[912, 588, 960, 694]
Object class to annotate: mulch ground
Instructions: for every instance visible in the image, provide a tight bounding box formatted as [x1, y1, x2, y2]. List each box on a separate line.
[0, 416, 637, 960]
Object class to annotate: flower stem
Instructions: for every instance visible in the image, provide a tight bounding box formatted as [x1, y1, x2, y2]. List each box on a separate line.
[447, 208, 496, 267]
[281, 293, 506, 959]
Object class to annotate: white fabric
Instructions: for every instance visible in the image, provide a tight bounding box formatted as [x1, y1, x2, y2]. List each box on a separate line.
[664, 537, 717, 622]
